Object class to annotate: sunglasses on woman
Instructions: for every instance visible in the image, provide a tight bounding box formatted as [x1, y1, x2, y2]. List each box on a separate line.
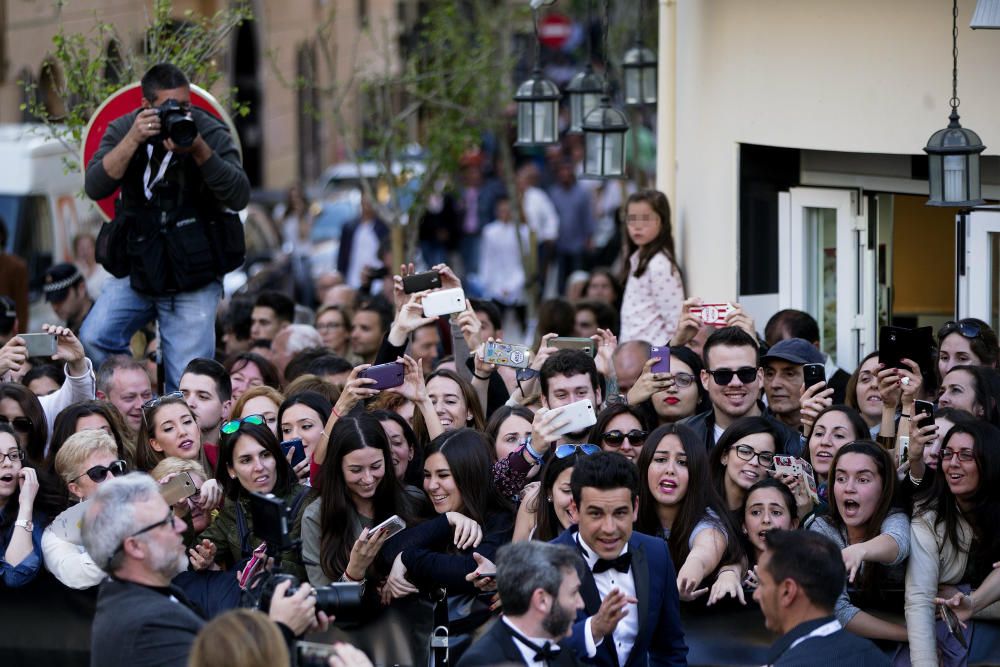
[555, 443, 602, 458]
[71, 459, 128, 484]
[940, 320, 982, 340]
[140, 391, 185, 427]
[0, 415, 33, 433]
[220, 413, 266, 435]
[601, 429, 648, 445]
[706, 367, 758, 385]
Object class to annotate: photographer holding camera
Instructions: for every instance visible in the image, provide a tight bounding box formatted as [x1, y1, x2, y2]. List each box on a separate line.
[82, 473, 327, 667]
[82, 63, 250, 394]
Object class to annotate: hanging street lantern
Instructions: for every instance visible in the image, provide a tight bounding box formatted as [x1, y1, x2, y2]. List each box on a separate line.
[924, 0, 986, 206]
[581, 96, 629, 179]
[514, 68, 561, 146]
[566, 64, 604, 134]
[925, 109, 985, 206]
[622, 40, 657, 106]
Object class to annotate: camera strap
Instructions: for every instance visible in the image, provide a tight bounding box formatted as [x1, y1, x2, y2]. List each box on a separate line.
[143, 144, 173, 200]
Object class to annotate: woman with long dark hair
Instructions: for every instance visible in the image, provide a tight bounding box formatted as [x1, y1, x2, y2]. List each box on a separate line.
[589, 403, 653, 464]
[196, 418, 311, 580]
[636, 423, 745, 604]
[0, 422, 43, 587]
[380, 428, 514, 656]
[302, 414, 414, 586]
[618, 189, 684, 344]
[627, 345, 708, 425]
[278, 391, 332, 484]
[708, 416, 780, 516]
[47, 400, 131, 471]
[808, 441, 909, 642]
[906, 419, 1000, 665]
[512, 445, 595, 542]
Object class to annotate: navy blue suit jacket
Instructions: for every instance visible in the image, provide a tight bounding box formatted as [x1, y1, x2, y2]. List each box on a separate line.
[551, 528, 688, 667]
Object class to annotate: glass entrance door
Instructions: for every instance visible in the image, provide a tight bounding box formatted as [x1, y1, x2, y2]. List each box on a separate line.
[777, 187, 876, 370]
[956, 207, 1000, 330]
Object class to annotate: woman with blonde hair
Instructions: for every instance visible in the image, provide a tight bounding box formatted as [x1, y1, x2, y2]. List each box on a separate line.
[230, 385, 285, 438]
[44, 429, 126, 588]
[188, 608, 289, 667]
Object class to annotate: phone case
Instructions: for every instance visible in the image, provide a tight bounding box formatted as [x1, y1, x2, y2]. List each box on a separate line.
[422, 287, 466, 317]
[21, 333, 57, 357]
[359, 362, 405, 390]
[484, 341, 530, 369]
[550, 399, 597, 436]
[402, 271, 442, 294]
[650, 346, 671, 374]
[160, 472, 197, 505]
[914, 400, 935, 429]
[772, 455, 799, 476]
[372, 514, 407, 539]
[803, 363, 826, 389]
[689, 303, 731, 327]
[280, 438, 306, 468]
[550, 337, 597, 358]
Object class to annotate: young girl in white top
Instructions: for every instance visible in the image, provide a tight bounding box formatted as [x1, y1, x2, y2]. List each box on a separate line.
[619, 190, 684, 344]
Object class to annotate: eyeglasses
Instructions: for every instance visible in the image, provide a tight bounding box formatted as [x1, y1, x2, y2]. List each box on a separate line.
[315, 322, 344, 332]
[141, 391, 184, 426]
[70, 459, 128, 484]
[0, 415, 33, 433]
[940, 320, 982, 340]
[107, 506, 177, 569]
[732, 444, 775, 468]
[601, 429, 648, 446]
[555, 443, 602, 458]
[940, 447, 975, 462]
[672, 373, 696, 388]
[221, 413, 266, 435]
[706, 367, 758, 385]
[0, 448, 25, 464]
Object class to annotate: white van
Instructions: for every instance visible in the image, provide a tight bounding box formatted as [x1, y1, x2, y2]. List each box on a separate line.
[0, 124, 98, 327]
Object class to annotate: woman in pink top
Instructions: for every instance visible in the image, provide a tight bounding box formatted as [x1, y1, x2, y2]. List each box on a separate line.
[619, 190, 685, 344]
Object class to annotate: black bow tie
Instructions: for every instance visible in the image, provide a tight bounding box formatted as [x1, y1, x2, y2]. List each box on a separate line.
[509, 627, 561, 663]
[593, 552, 631, 574]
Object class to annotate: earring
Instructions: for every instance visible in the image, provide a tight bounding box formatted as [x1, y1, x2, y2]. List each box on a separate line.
[547, 497, 553, 503]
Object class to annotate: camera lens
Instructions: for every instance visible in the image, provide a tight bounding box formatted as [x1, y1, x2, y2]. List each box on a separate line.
[165, 114, 197, 147]
[314, 582, 364, 615]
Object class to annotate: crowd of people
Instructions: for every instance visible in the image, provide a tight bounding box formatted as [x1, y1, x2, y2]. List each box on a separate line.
[4, 63, 1000, 667]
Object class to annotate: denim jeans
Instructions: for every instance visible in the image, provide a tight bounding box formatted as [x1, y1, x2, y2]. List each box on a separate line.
[80, 276, 222, 392]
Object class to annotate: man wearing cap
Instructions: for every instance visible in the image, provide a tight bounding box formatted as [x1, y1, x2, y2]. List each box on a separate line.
[761, 338, 830, 432]
[43, 263, 93, 338]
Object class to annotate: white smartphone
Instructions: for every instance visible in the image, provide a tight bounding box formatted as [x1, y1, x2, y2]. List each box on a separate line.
[548, 399, 597, 436]
[371, 514, 407, 539]
[422, 287, 466, 318]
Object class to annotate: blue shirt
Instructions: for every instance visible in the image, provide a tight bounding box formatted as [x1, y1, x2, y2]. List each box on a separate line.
[1, 508, 46, 588]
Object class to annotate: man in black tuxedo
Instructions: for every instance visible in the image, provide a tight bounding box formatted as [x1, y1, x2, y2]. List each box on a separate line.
[552, 451, 688, 667]
[458, 541, 584, 667]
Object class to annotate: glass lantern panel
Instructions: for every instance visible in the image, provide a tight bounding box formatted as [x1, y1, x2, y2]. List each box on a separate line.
[585, 132, 602, 173]
[943, 154, 966, 202]
[605, 134, 625, 176]
[624, 69, 640, 105]
[969, 154, 982, 201]
[570, 95, 584, 132]
[517, 102, 532, 144]
[928, 155, 943, 202]
[642, 68, 657, 104]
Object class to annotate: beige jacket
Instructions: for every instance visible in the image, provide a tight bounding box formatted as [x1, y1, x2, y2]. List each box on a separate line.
[905, 507, 1000, 666]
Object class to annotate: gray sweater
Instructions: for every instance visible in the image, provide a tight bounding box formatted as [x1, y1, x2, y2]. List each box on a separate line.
[808, 511, 910, 627]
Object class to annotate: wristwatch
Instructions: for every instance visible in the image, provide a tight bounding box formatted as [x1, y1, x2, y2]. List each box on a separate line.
[15, 518, 33, 532]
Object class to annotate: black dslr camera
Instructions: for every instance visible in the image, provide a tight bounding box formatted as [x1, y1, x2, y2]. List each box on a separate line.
[153, 99, 198, 148]
[243, 491, 364, 616]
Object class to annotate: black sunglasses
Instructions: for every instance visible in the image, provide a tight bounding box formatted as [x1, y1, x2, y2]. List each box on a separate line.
[0, 415, 33, 433]
[601, 429, 648, 446]
[70, 459, 128, 484]
[707, 367, 758, 385]
[940, 320, 982, 341]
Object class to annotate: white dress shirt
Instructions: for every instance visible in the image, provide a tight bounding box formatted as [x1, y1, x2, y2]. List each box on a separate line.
[503, 616, 556, 667]
[576, 534, 638, 665]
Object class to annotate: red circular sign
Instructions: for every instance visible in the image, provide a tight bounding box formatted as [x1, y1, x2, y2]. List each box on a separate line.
[538, 13, 572, 50]
[80, 83, 241, 221]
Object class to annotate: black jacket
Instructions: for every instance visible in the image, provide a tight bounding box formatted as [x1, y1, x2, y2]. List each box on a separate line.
[458, 618, 582, 667]
[90, 577, 204, 667]
[680, 405, 805, 456]
[766, 616, 889, 666]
